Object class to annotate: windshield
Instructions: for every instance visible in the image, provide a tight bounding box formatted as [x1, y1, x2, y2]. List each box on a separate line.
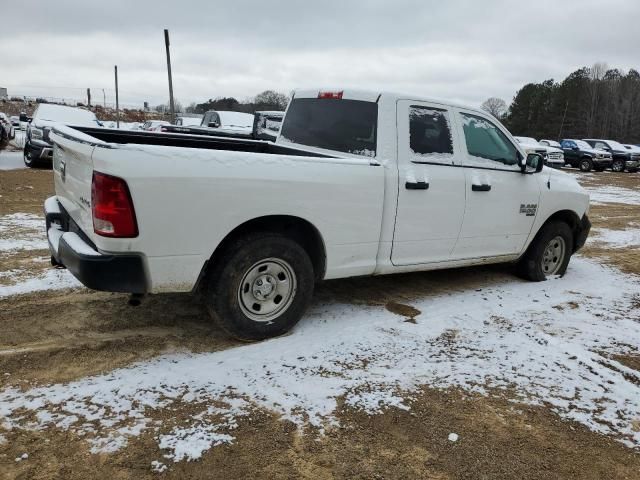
[575, 140, 592, 150]
[607, 140, 627, 150]
[543, 140, 561, 148]
[280, 98, 377, 157]
[33, 104, 98, 125]
[515, 136, 539, 145]
[217, 111, 254, 129]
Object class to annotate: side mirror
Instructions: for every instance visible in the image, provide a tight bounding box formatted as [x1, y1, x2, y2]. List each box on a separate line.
[207, 121, 220, 128]
[572, 146, 579, 151]
[523, 153, 544, 173]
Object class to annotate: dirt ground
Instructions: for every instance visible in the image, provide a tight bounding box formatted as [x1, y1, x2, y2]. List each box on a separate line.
[1, 167, 640, 479]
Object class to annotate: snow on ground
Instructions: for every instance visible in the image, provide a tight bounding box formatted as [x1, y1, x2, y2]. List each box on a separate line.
[591, 227, 640, 248]
[0, 213, 81, 296]
[0, 257, 639, 462]
[585, 184, 640, 206]
[0, 151, 25, 170]
[0, 213, 48, 251]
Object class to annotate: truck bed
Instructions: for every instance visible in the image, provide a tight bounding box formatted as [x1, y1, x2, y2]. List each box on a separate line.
[69, 126, 334, 158]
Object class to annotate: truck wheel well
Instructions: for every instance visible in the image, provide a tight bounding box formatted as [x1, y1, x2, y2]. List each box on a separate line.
[201, 215, 326, 287]
[539, 210, 581, 251]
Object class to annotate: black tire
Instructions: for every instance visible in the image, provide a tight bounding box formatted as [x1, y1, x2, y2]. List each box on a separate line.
[204, 233, 315, 341]
[579, 158, 593, 172]
[23, 143, 39, 168]
[611, 159, 625, 173]
[517, 221, 573, 282]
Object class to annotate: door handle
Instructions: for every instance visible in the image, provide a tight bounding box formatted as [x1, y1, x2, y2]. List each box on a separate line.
[472, 184, 491, 192]
[405, 181, 429, 190]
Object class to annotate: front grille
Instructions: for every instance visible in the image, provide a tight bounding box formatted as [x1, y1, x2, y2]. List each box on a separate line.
[547, 152, 563, 161]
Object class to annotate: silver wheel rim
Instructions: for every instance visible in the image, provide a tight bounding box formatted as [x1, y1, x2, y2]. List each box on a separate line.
[237, 257, 297, 322]
[542, 236, 566, 276]
[580, 161, 590, 171]
[613, 161, 623, 172]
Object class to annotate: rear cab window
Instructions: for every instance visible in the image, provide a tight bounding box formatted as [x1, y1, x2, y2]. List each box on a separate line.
[458, 112, 519, 169]
[279, 97, 378, 158]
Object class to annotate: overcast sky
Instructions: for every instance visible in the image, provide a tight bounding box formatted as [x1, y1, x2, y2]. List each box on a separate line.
[2, 0, 639, 109]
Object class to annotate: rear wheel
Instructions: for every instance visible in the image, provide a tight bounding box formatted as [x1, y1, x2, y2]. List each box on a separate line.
[517, 221, 573, 281]
[204, 233, 314, 341]
[579, 158, 593, 172]
[612, 159, 625, 172]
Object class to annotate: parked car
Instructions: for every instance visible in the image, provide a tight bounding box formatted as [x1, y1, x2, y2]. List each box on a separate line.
[583, 139, 639, 172]
[539, 139, 562, 148]
[140, 120, 171, 132]
[513, 136, 565, 168]
[10, 115, 20, 127]
[252, 111, 284, 141]
[44, 88, 590, 341]
[175, 116, 202, 127]
[0, 113, 16, 143]
[24, 104, 102, 168]
[560, 139, 612, 172]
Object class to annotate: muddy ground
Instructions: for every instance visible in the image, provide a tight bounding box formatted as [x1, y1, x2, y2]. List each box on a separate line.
[1, 167, 639, 479]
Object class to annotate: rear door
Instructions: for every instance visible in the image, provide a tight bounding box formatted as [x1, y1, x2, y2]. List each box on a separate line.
[391, 100, 466, 265]
[451, 110, 540, 259]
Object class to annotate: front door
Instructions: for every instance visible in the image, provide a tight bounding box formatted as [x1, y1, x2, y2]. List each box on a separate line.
[391, 100, 466, 266]
[451, 110, 541, 259]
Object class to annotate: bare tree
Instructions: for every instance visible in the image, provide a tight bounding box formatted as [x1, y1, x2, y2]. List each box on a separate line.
[254, 90, 289, 111]
[481, 97, 507, 119]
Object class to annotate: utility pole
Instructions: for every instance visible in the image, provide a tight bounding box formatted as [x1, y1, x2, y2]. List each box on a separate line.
[102, 89, 106, 108]
[114, 65, 120, 128]
[164, 29, 176, 124]
[87, 88, 91, 107]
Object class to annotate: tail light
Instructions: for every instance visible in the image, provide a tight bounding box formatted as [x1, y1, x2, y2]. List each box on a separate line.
[91, 172, 138, 237]
[318, 90, 343, 99]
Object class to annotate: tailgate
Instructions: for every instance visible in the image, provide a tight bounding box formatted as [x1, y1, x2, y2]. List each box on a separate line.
[50, 126, 105, 242]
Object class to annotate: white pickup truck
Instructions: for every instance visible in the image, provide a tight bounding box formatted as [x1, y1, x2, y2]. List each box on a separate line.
[45, 89, 591, 340]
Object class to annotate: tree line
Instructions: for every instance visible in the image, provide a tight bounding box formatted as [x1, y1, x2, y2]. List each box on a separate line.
[482, 63, 640, 144]
[154, 90, 289, 115]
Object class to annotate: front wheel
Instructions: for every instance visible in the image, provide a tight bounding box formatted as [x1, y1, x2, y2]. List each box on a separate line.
[579, 158, 593, 172]
[23, 143, 38, 168]
[517, 221, 573, 282]
[204, 233, 315, 341]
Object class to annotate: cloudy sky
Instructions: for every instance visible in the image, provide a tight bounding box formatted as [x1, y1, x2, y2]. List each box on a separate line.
[2, 0, 639, 109]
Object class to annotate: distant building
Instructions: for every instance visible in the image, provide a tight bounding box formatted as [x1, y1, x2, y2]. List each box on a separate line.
[0, 87, 7, 100]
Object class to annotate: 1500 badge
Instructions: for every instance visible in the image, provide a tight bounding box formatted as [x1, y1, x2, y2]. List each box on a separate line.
[520, 204, 537, 216]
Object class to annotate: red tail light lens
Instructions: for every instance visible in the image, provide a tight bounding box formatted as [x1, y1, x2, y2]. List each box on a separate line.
[318, 90, 343, 99]
[91, 172, 138, 237]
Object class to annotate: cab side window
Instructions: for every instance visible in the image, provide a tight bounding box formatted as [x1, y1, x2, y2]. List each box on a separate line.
[409, 106, 454, 159]
[561, 140, 575, 148]
[460, 113, 518, 166]
[594, 142, 609, 150]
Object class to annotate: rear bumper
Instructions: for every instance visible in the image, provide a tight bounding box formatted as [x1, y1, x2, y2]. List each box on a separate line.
[574, 214, 591, 252]
[44, 196, 148, 294]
